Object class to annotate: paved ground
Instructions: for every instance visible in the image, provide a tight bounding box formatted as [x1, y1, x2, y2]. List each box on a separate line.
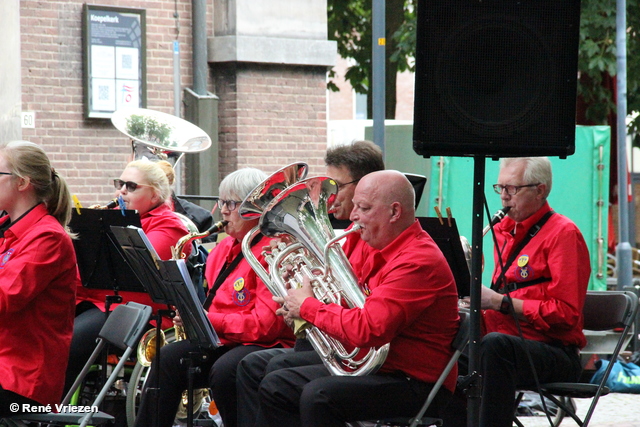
[517, 392, 640, 426]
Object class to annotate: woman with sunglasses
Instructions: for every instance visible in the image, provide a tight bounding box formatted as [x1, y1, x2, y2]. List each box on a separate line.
[0, 141, 79, 416]
[134, 167, 295, 427]
[65, 159, 191, 394]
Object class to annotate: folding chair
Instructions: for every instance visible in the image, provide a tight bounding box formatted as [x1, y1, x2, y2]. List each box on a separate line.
[514, 290, 639, 427]
[4, 301, 152, 427]
[362, 309, 470, 427]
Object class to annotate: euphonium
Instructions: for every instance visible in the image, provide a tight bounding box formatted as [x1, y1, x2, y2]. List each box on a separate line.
[240, 173, 390, 376]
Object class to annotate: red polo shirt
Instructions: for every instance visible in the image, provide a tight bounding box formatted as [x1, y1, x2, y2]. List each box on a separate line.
[484, 202, 589, 348]
[0, 204, 79, 405]
[301, 220, 460, 391]
[205, 235, 295, 348]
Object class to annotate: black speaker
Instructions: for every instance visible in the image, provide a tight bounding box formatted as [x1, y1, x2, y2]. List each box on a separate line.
[413, 0, 581, 158]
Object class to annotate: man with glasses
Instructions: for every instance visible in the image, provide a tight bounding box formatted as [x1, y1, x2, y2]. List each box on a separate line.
[235, 140, 385, 427]
[451, 157, 590, 427]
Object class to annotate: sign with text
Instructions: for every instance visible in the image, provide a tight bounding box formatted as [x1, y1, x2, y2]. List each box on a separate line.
[83, 4, 146, 118]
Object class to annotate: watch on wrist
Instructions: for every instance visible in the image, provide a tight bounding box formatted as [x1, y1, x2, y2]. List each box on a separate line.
[499, 295, 511, 314]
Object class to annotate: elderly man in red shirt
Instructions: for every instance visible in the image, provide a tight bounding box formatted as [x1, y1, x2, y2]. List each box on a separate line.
[474, 156, 589, 427]
[257, 170, 460, 426]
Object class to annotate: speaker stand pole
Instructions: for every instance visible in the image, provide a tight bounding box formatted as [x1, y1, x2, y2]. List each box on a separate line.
[467, 155, 486, 426]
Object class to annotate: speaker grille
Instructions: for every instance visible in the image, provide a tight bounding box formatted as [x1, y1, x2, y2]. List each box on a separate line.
[413, 0, 581, 158]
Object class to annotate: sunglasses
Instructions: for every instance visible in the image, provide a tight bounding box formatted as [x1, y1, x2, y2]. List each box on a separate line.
[113, 179, 152, 192]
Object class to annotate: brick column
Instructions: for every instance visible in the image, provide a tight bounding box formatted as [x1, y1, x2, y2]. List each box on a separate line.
[209, 0, 336, 178]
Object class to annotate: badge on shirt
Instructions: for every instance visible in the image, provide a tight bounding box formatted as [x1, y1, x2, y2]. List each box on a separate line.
[517, 255, 529, 267]
[515, 265, 533, 281]
[233, 278, 245, 291]
[0, 248, 14, 269]
[234, 288, 251, 306]
[232, 277, 251, 306]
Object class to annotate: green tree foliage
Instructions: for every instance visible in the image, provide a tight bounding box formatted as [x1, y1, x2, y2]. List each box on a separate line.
[579, 0, 640, 145]
[328, 0, 416, 119]
[328, 0, 639, 139]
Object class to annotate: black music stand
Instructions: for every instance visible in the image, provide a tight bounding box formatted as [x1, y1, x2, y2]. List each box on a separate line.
[69, 208, 146, 400]
[69, 208, 146, 295]
[418, 217, 471, 298]
[111, 225, 220, 427]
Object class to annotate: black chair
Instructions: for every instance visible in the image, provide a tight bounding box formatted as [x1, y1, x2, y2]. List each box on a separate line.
[514, 290, 639, 427]
[362, 309, 470, 427]
[4, 301, 152, 427]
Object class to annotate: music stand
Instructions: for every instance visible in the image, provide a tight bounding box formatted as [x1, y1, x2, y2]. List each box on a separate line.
[111, 225, 220, 427]
[69, 208, 146, 294]
[418, 217, 471, 299]
[109, 225, 171, 305]
[156, 259, 222, 427]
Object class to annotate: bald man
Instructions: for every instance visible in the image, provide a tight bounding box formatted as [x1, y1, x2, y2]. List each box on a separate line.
[257, 170, 460, 427]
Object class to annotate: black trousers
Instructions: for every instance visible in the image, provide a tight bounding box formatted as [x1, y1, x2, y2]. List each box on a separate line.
[134, 340, 267, 427]
[448, 332, 582, 427]
[258, 361, 452, 427]
[0, 387, 42, 417]
[236, 348, 321, 427]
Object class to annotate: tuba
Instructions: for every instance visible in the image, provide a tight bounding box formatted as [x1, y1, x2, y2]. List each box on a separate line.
[111, 107, 212, 165]
[239, 164, 389, 376]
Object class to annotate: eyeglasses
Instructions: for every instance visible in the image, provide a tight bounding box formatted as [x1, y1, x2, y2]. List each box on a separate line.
[0, 172, 13, 176]
[335, 178, 360, 192]
[217, 199, 242, 211]
[113, 179, 152, 192]
[493, 183, 540, 195]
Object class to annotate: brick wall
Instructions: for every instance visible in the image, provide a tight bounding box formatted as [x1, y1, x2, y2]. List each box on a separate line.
[20, 1, 335, 205]
[214, 63, 328, 178]
[20, 0, 200, 205]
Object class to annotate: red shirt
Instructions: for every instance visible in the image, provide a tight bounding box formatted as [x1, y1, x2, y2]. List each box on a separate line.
[0, 204, 79, 405]
[483, 202, 589, 348]
[301, 220, 460, 391]
[205, 235, 295, 348]
[76, 203, 188, 326]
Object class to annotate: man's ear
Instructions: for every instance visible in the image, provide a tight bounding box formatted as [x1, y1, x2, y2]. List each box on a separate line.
[389, 201, 402, 223]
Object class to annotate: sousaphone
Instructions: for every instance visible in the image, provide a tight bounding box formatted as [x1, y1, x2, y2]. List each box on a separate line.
[111, 107, 212, 165]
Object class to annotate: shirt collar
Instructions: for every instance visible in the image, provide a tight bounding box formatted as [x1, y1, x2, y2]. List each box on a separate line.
[376, 219, 423, 262]
[0, 203, 48, 239]
[501, 201, 552, 236]
[140, 202, 171, 219]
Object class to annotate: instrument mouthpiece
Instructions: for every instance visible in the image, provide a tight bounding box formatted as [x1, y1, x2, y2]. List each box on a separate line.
[482, 207, 511, 236]
[207, 220, 229, 235]
[491, 206, 511, 225]
[105, 198, 119, 209]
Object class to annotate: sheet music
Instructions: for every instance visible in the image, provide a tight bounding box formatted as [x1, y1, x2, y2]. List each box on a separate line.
[126, 225, 161, 261]
[160, 259, 221, 348]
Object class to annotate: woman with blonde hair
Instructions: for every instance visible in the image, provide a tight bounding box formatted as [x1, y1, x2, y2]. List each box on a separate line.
[0, 140, 79, 415]
[65, 159, 191, 393]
